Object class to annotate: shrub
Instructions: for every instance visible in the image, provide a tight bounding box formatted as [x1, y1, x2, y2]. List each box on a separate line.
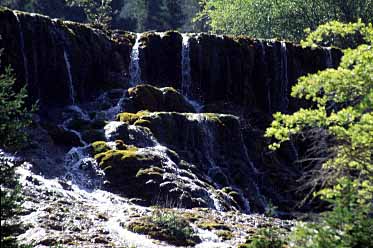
[128, 208, 200, 246]
[238, 227, 288, 248]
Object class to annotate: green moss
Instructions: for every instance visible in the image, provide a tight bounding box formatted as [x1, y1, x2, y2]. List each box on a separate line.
[94, 146, 139, 167]
[216, 230, 234, 240]
[197, 220, 230, 231]
[91, 141, 110, 156]
[181, 212, 203, 223]
[116, 111, 150, 124]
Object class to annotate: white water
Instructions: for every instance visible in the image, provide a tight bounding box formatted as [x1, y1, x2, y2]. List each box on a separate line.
[181, 34, 192, 97]
[280, 41, 289, 111]
[129, 33, 142, 86]
[13, 12, 29, 85]
[63, 50, 76, 105]
[324, 47, 333, 68]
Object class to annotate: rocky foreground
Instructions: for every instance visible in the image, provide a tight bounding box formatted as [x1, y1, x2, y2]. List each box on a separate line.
[10, 159, 293, 248]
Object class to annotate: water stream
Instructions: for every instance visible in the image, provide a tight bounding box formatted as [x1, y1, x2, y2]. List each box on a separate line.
[181, 34, 192, 97]
[129, 33, 142, 86]
[13, 12, 29, 85]
[63, 50, 75, 105]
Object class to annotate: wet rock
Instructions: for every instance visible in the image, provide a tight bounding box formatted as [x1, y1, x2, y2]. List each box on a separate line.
[0, 8, 133, 107]
[140, 31, 183, 88]
[44, 124, 83, 147]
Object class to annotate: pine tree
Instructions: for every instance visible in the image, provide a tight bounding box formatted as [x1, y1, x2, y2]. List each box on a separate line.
[0, 38, 35, 247]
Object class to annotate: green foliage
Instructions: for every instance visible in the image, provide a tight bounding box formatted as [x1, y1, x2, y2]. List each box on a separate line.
[289, 184, 373, 247]
[0, 46, 36, 149]
[196, 0, 373, 41]
[1, 45, 34, 247]
[266, 21, 373, 247]
[1, 0, 201, 32]
[238, 227, 288, 248]
[66, 0, 112, 29]
[151, 208, 194, 240]
[0, 156, 23, 248]
[128, 208, 200, 246]
[302, 20, 373, 48]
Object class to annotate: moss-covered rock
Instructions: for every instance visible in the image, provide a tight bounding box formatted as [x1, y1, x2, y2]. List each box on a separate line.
[126, 84, 195, 113]
[216, 230, 234, 240]
[94, 146, 140, 168]
[116, 111, 150, 124]
[91, 141, 110, 156]
[197, 220, 231, 231]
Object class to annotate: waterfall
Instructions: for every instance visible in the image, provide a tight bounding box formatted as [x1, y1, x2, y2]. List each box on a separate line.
[129, 33, 142, 85]
[181, 34, 192, 97]
[261, 41, 272, 113]
[63, 50, 75, 105]
[13, 12, 29, 85]
[280, 41, 289, 111]
[324, 47, 333, 68]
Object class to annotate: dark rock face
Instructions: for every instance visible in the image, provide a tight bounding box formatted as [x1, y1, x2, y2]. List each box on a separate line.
[0, 8, 133, 109]
[139, 31, 182, 88]
[0, 8, 342, 113]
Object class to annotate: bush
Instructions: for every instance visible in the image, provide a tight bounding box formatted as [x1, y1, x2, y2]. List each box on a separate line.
[128, 208, 200, 246]
[238, 227, 288, 248]
[289, 184, 373, 248]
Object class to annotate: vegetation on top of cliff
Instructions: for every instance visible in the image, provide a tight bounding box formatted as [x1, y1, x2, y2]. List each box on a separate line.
[0, 0, 201, 32]
[265, 21, 373, 247]
[196, 0, 373, 41]
[65, 0, 112, 29]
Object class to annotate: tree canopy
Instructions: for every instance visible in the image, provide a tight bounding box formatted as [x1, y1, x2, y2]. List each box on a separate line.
[196, 0, 373, 41]
[265, 21, 373, 247]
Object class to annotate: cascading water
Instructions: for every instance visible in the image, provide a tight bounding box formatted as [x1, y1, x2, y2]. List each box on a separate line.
[63, 50, 76, 105]
[280, 41, 289, 111]
[181, 34, 203, 112]
[324, 47, 333, 68]
[181, 34, 192, 97]
[13, 12, 29, 85]
[105, 33, 142, 118]
[129, 33, 142, 86]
